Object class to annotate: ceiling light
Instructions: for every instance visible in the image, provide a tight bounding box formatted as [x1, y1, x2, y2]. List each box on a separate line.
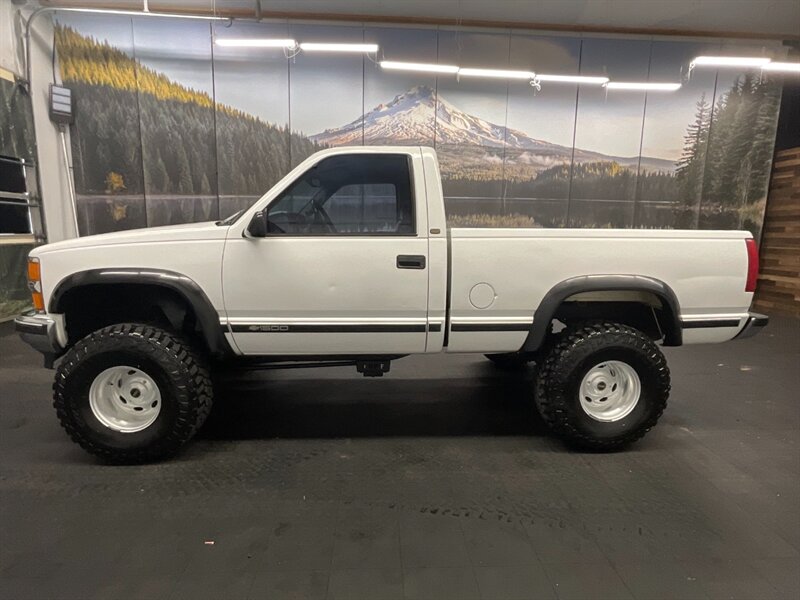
[536, 74, 609, 85]
[458, 67, 534, 79]
[691, 56, 771, 68]
[299, 43, 378, 53]
[380, 61, 459, 74]
[605, 82, 682, 91]
[215, 38, 297, 48]
[762, 61, 800, 73]
[57, 7, 228, 20]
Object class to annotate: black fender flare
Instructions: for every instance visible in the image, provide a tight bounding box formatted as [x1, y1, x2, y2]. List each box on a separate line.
[49, 268, 232, 357]
[520, 274, 683, 352]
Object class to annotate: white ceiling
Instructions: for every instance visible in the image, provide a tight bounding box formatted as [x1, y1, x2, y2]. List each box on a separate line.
[43, 0, 800, 39]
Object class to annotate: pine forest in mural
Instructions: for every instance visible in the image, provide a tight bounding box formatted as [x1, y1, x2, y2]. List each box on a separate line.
[53, 20, 782, 236]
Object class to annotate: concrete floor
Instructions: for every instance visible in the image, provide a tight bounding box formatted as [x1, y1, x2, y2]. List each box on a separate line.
[0, 318, 798, 600]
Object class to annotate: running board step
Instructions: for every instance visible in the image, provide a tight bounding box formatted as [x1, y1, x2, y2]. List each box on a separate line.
[356, 360, 391, 377]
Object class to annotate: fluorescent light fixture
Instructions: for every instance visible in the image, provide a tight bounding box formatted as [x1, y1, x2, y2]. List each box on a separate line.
[380, 61, 459, 74]
[299, 42, 378, 53]
[57, 7, 228, 20]
[605, 81, 682, 91]
[536, 74, 609, 85]
[691, 56, 771, 68]
[762, 61, 800, 73]
[215, 38, 297, 48]
[458, 67, 534, 79]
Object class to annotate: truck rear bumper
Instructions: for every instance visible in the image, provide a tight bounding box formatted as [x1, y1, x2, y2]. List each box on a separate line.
[15, 312, 64, 361]
[733, 312, 769, 340]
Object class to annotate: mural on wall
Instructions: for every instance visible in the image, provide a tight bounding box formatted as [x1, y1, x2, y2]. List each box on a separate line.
[53, 14, 783, 237]
[213, 20, 293, 217]
[56, 17, 146, 233]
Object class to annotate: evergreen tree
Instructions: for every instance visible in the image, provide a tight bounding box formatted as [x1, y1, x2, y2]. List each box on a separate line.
[175, 146, 192, 194]
[152, 151, 169, 192]
[720, 75, 757, 202]
[676, 93, 711, 207]
[745, 80, 781, 204]
[699, 75, 781, 213]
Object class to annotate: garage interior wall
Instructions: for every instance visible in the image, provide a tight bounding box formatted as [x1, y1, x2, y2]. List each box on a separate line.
[1, 2, 84, 320]
[2, 3, 78, 244]
[753, 72, 800, 317]
[46, 11, 789, 238]
[754, 147, 800, 316]
[0, 64, 38, 320]
[0, 4, 36, 321]
[1, 5, 797, 322]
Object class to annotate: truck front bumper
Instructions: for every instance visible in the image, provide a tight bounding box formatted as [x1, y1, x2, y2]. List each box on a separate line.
[733, 312, 769, 340]
[15, 312, 64, 364]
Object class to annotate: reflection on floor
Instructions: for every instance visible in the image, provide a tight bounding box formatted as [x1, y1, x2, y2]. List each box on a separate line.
[0, 318, 798, 599]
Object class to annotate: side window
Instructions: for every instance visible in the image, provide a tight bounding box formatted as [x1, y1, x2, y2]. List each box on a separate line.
[267, 154, 414, 235]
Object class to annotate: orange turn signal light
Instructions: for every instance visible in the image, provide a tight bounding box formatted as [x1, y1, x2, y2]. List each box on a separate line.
[27, 258, 41, 283]
[27, 258, 45, 312]
[31, 292, 45, 312]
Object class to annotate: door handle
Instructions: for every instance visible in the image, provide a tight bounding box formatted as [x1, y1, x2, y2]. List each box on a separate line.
[396, 255, 426, 269]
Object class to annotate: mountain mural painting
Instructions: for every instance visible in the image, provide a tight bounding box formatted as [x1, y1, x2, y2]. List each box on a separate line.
[311, 85, 680, 227]
[312, 85, 674, 172]
[53, 20, 778, 236]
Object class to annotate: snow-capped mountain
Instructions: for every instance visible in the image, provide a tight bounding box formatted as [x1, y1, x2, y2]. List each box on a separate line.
[311, 85, 675, 173]
[311, 85, 554, 149]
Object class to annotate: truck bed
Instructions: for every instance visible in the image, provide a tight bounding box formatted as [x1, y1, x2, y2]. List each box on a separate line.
[445, 228, 753, 352]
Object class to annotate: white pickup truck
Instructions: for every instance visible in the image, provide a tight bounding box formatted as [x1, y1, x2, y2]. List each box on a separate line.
[16, 146, 767, 462]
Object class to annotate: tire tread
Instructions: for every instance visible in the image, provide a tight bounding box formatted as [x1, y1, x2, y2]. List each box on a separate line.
[535, 320, 670, 450]
[53, 323, 213, 463]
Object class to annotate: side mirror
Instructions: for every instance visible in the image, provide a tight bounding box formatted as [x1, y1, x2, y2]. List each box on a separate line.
[247, 210, 267, 238]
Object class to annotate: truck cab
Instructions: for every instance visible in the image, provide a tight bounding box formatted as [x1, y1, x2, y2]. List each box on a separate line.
[221, 148, 446, 356]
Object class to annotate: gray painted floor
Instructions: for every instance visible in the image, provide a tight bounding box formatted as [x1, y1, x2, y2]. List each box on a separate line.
[0, 318, 798, 600]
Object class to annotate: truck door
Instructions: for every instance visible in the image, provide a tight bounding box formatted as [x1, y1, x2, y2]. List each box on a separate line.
[221, 150, 430, 356]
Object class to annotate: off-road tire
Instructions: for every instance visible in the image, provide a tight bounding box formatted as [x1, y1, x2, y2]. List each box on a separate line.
[485, 353, 533, 370]
[534, 321, 670, 450]
[53, 323, 213, 463]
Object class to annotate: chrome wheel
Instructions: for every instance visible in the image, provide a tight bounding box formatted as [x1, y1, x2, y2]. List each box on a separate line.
[89, 366, 162, 433]
[579, 360, 641, 422]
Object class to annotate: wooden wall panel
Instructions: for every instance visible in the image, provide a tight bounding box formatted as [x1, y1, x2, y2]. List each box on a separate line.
[754, 147, 800, 317]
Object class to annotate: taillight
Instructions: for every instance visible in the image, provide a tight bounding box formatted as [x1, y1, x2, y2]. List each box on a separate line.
[745, 238, 759, 293]
[27, 257, 45, 312]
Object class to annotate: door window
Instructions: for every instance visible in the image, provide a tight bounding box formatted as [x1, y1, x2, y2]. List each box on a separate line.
[266, 154, 414, 235]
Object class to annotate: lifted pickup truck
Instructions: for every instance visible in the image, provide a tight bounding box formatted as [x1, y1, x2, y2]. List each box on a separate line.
[16, 147, 767, 462]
